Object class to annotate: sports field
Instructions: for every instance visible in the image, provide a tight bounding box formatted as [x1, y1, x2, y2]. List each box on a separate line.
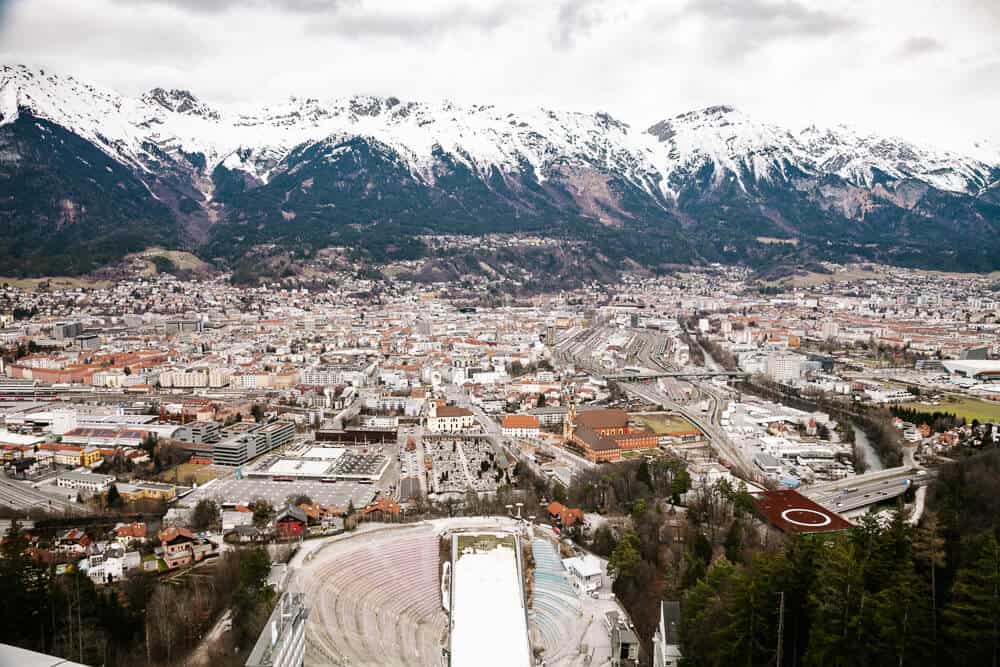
[633, 413, 699, 435]
[898, 396, 1000, 423]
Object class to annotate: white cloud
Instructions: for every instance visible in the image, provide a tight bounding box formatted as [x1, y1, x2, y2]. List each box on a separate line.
[0, 0, 996, 147]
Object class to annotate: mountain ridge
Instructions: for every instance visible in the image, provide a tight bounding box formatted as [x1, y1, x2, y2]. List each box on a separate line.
[1, 63, 999, 279]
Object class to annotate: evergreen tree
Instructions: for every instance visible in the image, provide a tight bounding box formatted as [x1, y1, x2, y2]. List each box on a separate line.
[636, 459, 652, 487]
[680, 559, 739, 666]
[105, 483, 122, 509]
[943, 533, 1000, 667]
[913, 511, 947, 650]
[607, 531, 641, 579]
[192, 498, 219, 531]
[251, 498, 274, 529]
[804, 536, 869, 666]
[723, 521, 742, 564]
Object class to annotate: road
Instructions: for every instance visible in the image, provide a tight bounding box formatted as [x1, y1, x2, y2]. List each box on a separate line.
[0, 473, 81, 513]
[797, 445, 932, 511]
[623, 381, 758, 480]
[397, 423, 428, 498]
[552, 325, 758, 478]
[557, 322, 937, 515]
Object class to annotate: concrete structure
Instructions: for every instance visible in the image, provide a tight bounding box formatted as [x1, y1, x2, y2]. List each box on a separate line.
[765, 352, 804, 382]
[245, 591, 309, 667]
[607, 611, 639, 666]
[753, 489, 853, 534]
[942, 359, 1000, 383]
[450, 532, 531, 667]
[212, 421, 296, 466]
[0, 643, 88, 667]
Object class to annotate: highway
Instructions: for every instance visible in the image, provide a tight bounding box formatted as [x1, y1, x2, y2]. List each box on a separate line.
[801, 466, 929, 513]
[622, 381, 758, 481]
[555, 322, 936, 515]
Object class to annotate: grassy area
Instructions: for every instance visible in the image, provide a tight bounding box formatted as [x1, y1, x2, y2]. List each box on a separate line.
[898, 396, 1000, 423]
[160, 462, 224, 486]
[621, 448, 663, 460]
[634, 413, 698, 435]
[131, 248, 214, 276]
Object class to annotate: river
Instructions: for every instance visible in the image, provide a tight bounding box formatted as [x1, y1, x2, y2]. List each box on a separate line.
[853, 425, 885, 472]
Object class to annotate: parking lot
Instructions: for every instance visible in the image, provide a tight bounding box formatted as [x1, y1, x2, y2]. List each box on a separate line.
[181, 477, 377, 510]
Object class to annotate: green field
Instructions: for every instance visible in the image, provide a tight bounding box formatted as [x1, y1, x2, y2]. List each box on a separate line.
[160, 462, 224, 485]
[898, 396, 1000, 423]
[634, 413, 699, 435]
[622, 448, 663, 460]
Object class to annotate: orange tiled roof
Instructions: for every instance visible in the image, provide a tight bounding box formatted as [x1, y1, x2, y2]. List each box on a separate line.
[503, 415, 539, 429]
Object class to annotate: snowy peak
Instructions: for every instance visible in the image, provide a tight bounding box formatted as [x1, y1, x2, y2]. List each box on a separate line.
[3, 63, 1000, 277]
[796, 124, 994, 193]
[142, 87, 219, 119]
[643, 104, 997, 194]
[0, 63, 997, 198]
[646, 105, 805, 190]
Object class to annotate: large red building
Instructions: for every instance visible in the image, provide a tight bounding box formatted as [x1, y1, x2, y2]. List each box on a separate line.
[563, 408, 658, 463]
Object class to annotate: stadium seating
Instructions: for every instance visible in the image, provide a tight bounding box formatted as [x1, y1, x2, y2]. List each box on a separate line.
[302, 526, 447, 665]
[529, 538, 584, 660]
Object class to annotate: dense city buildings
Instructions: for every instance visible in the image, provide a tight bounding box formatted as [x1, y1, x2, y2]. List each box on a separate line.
[1, 260, 1000, 666]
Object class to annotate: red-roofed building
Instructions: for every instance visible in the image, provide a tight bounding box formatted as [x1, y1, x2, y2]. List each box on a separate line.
[563, 407, 658, 463]
[57, 528, 92, 556]
[502, 414, 540, 439]
[158, 527, 199, 569]
[274, 505, 308, 539]
[113, 521, 147, 546]
[547, 501, 585, 529]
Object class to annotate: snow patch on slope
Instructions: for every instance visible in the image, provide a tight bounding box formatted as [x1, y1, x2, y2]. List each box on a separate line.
[1, 63, 997, 203]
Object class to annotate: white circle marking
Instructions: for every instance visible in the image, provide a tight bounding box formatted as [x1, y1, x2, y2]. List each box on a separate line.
[780, 508, 832, 527]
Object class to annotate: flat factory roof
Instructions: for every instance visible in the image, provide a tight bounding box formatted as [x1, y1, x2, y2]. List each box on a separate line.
[303, 446, 346, 460]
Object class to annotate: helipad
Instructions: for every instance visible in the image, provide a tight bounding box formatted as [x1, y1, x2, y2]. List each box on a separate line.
[780, 508, 832, 527]
[753, 489, 853, 534]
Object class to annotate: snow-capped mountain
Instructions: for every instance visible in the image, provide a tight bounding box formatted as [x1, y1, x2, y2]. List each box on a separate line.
[1, 63, 999, 277]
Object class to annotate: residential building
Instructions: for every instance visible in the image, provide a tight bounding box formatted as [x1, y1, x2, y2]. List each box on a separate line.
[653, 601, 683, 667]
[113, 521, 148, 547]
[563, 554, 604, 594]
[501, 414, 540, 439]
[157, 526, 214, 570]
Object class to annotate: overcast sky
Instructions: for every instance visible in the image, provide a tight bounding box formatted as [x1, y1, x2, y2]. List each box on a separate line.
[1, 0, 997, 148]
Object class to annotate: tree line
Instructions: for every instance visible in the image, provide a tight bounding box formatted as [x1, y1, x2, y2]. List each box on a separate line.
[680, 447, 1000, 667]
[890, 406, 966, 433]
[0, 526, 278, 667]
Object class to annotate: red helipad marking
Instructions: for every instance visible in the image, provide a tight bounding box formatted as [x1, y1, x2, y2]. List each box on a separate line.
[780, 508, 832, 527]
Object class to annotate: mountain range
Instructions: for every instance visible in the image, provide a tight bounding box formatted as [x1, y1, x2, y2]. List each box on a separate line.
[1, 63, 998, 279]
